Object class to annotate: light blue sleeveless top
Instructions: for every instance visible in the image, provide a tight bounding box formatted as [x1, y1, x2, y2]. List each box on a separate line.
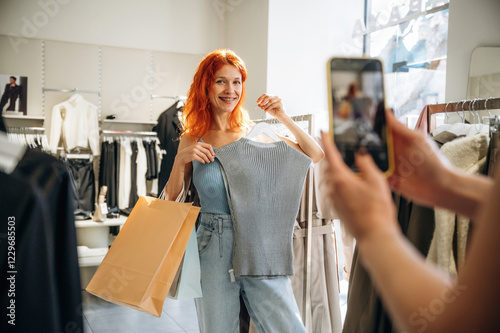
[192, 146, 230, 215]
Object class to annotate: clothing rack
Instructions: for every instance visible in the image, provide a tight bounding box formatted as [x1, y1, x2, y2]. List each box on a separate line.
[6, 126, 49, 151]
[253, 113, 315, 327]
[151, 94, 187, 100]
[102, 130, 157, 136]
[43, 88, 102, 96]
[427, 97, 500, 125]
[7, 126, 45, 133]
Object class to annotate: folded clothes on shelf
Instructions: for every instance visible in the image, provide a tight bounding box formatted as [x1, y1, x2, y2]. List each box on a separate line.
[77, 246, 108, 258]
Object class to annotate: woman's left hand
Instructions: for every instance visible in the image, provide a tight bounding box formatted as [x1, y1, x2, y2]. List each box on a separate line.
[256, 94, 287, 119]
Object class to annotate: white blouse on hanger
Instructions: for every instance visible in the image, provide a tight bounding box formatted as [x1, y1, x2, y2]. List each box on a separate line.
[49, 94, 100, 155]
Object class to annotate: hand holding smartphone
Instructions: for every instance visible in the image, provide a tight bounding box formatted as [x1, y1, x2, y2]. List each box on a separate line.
[327, 57, 394, 176]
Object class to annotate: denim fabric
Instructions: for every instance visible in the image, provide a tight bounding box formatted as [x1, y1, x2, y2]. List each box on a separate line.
[194, 213, 306, 333]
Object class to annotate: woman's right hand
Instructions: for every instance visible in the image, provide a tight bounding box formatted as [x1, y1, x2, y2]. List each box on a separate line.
[174, 137, 215, 165]
[386, 110, 452, 207]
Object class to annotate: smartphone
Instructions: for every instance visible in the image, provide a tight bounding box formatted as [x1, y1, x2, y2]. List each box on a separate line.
[327, 57, 394, 175]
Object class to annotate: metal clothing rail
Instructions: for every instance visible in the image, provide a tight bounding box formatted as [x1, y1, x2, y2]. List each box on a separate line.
[427, 97, 500, 125]
[101, 130, 157, 136]
[253, 113, 315, 327]
[43, 88, 101, 96]
[7, 126, 45, 132]
[151, 94, 187, 100]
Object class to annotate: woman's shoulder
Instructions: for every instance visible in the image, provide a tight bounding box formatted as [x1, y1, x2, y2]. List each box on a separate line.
[177, 134, 197, 149]
[180, 134, 198, 143]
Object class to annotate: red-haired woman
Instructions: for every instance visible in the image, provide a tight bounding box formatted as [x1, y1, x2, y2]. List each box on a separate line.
[164, 49, 324, 332]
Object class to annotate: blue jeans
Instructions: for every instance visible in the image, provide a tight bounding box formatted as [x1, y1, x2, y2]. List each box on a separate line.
[194, 213, 306, 333]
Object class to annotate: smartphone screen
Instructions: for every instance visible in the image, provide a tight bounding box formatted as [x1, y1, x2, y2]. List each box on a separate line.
[328, 57, 392, 174]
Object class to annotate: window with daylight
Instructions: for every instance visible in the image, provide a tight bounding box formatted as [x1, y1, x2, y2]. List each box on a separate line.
[360, 0, 449, 119]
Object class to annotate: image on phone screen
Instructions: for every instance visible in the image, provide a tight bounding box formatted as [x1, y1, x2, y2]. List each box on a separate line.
[328, 57, 390, 173]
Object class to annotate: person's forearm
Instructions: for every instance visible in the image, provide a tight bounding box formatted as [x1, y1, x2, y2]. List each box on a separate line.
[433, 168, 492, 221]
[357, 226, 454, 333]
[276, 114, 324, 163]
[164, 159, 188, 201]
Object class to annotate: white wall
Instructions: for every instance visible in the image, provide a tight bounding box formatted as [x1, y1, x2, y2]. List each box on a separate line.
[267, 0, 364, 134]
[0, 0, 224, 55]
[446, 0, 500, 101]
[0, 0, 369, 129]
[224, 0, 269, 119]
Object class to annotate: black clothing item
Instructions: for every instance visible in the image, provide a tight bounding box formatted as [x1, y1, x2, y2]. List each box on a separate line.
[144, 141, 152, 180]
[129, 140, 139, 208]
[150, 141, 158, 179]
[343, 194, 435, 333]
[99, 141, 119, 210]
[487, 132, 500, 177]
[0, 149, 83, 333]
[0, 114, 6, 133]
[153, 103, 182, 191]
[0, 84, 22, 111]
[144, 140, 158, 180]
[67, 158, 95, 212]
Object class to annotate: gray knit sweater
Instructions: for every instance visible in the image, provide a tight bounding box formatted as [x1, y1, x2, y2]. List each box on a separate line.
[215, 137, 312, 277]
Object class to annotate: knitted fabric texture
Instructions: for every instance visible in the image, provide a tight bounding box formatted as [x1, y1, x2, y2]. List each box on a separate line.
[215, 137, 312, 277]
[427, 134, 487, 275]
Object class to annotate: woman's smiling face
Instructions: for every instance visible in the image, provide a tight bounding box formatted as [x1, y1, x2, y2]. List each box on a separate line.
[208, 64, 242, 115]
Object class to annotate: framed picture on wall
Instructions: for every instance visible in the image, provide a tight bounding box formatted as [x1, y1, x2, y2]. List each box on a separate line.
[0, 74, 28, 115]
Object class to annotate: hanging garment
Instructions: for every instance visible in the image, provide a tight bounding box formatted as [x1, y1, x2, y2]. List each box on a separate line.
[343, 194, 435, 333]
[487, 132, 500, 176]
[291, 157, 343, 333]
[427, 133, 488, 275]
[98, 140, 119, 210]
[415, 105, 432, 133]
[49, 94, 100, 155]
[339, 220, 355, 281]
[118, 138, 132, 210]
[154, 103, 182, 191]
[149, 140, 164, 196]
[66, 157, 95, 212]
[144, 141, 152, 180]
[128, 140, 139, 208]
[0, 149, 83, 332]
[214, 137, 311, 277]
[147, 140, 158, 180]
[136, 139, 148, 197]
[0, 114, 7, 133]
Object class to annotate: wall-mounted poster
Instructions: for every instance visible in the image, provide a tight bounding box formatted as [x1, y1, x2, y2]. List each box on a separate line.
[0, 74, 28, 115]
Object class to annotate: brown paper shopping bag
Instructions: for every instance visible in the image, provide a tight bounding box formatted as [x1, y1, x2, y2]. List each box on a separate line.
[86, 196, 200, 317]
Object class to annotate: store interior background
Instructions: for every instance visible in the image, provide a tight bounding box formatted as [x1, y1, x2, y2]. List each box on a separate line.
[1, 0, 500, 129]
[1, 0, 500, 332]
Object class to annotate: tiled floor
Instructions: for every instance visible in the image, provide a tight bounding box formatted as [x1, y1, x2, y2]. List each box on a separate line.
[82, 291, 200, 333]
[83, 286, 348, 333]
[82, 220, 349, 332]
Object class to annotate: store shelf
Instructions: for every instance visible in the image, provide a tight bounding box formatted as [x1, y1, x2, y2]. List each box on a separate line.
[78, 254, 107, 267]
[2, 114, 44, 120]
[75, 215, 128, 228]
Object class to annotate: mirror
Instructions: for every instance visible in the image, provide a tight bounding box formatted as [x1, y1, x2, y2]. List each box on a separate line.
[467, 47, 500, 99]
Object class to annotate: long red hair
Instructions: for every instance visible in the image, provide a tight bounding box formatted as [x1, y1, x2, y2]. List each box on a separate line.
[181, 49, 252, 138]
